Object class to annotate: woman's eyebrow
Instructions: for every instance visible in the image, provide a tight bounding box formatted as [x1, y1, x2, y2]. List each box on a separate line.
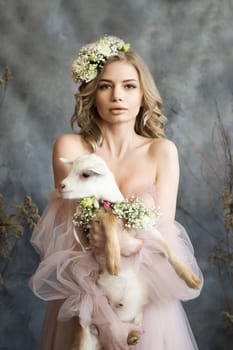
[98, 79, 138, 82]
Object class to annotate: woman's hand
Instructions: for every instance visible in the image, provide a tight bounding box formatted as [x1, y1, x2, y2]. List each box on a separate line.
[89, 221, 142, 257]
[89, 220, 106, 255]
[98, 320, 143, 350]
[118, 229, 143, 257]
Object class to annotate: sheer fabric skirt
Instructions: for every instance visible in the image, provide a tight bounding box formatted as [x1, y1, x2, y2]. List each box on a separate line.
[30, 192, 203, 350]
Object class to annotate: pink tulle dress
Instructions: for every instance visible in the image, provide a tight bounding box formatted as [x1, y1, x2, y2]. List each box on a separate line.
[29, 187, 203, 350]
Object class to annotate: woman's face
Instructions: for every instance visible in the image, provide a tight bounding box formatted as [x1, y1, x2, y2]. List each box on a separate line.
[95, 61, 143, 125]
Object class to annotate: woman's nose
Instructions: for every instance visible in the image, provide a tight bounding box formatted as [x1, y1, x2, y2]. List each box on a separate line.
[111, 87, 123, 102]
[112, 96, 122, 102]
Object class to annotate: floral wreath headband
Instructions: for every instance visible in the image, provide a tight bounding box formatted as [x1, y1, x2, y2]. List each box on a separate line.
[71, 35, 131, 84]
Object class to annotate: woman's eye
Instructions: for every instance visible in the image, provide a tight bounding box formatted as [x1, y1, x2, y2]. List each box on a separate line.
[125, 84, 136, 89]
[98, 84, 112, 90]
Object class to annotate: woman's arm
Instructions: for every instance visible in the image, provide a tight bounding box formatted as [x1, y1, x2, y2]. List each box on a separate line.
[52, 134, 89, 247]
[52, 134, 86, 187]
[151, 139, 180, 221]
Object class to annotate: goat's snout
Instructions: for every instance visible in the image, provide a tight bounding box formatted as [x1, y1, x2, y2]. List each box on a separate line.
[58, 179, 76, 199]
[58, 181, 74, 199]
[59, 182, 66, 191]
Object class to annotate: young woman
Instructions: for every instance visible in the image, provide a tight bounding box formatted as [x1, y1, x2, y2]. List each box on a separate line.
[30, 36, 203, 350]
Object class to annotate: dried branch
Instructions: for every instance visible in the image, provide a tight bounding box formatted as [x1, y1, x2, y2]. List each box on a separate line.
[178, 104, 233, 328]
[208, 105, 233, 326]
[0, 194, 40, 286]
[0, 66, 13, 108]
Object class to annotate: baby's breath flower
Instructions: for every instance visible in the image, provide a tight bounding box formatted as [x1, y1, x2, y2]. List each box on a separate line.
[111, 197, 160, 229]
[73, 196, 160, 233]
[71, 35, 131, 84]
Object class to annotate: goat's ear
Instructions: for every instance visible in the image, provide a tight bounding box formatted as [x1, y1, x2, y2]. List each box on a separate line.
[88, 163, 109, 175]
[59, 157, 74, 165]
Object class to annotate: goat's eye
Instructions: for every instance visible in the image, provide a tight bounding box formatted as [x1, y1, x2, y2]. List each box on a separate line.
[82, 172, 90, 178]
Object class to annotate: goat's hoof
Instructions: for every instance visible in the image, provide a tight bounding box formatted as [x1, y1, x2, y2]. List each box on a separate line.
[107, 263, 120, 275]
[106, 255, 121, 275]
[186, 272, 202, 289]
[174, 262, 202, 289]
[127, 331, 141, 345]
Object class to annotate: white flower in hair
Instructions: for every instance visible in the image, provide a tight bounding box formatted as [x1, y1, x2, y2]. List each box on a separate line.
[71, 35, 130, 84]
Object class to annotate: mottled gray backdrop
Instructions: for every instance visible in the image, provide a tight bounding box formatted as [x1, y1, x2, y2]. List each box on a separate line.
[0, 0, 233, 349]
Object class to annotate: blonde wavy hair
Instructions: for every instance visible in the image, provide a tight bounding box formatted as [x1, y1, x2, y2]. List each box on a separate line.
[71, 50, 167, 151]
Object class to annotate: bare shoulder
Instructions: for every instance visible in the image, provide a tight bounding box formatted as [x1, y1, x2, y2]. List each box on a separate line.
[53, 133, 90, 160]
[52, 134, 91, 187]
[149, 138, 179, 160]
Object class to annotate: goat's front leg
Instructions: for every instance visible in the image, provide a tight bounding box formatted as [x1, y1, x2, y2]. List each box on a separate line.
[99, 211, 121, 275]
[150, 229, 201, 289]
[158, 238, 201, 289]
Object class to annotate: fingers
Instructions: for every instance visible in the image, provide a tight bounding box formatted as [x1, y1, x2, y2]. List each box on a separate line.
[88, 221, 106, 253]
[91, 220, 102, 232]
[89, 232, 104, 246]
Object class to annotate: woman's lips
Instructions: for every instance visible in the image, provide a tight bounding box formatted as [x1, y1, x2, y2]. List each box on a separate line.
[109, 108, 127, 115]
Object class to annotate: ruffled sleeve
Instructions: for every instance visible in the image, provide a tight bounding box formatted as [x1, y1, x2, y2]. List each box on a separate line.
[30, 190, 78, 259]
[29, 189, 203, 327]
[119, 185, 203, 304]
[134, 219, 203, 303]
[29, 190, 120, 328]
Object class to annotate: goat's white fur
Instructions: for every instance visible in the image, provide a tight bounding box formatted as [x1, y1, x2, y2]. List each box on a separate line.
[59, 154, 201, 350]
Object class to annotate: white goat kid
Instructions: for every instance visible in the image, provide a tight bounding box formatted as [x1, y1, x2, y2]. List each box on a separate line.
[59, 153, 201, 350]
